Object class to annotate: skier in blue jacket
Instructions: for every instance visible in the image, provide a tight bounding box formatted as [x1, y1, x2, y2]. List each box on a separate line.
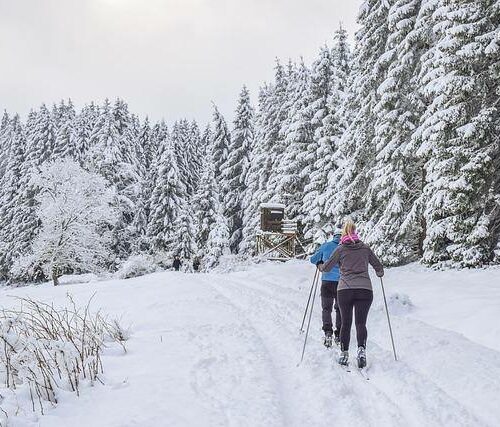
[310, 226, 342, 348]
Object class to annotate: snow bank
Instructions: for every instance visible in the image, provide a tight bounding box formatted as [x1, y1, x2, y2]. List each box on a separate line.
[373, 292, 414, 315]
[0, 261, 499, 426]
[114, 254, 159, 279]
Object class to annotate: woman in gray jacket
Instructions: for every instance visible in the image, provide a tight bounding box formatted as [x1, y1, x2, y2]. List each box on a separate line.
[319, 219, 384, 368]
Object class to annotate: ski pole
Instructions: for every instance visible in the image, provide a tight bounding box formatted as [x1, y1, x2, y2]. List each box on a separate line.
[300, 268, 318, 333]
[380, 277, 398, 361]
[298, 269, 320, 365]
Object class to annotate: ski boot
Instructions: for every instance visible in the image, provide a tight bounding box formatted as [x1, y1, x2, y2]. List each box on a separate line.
[357, 346, 367, 369]
[333, 331, 340, 347]
[338, 350, 349, 366]
[323, 331, 333, 348]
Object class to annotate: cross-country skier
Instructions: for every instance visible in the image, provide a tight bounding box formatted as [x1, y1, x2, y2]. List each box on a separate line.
[310, 225, 342, 348]
[318, 219, 384, 368]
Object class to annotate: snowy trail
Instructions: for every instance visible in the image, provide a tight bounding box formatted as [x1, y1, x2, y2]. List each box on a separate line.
[2, 261, 500, 426]
[206, 271, 487, 427]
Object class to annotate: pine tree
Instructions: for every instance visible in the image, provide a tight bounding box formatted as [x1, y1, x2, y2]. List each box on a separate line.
[264, 60, 294, 205]
[325, 0, 394, 225]
[204, 203, 230, 270]
[25, 104, 57, 169]
[86, 99, 141, 261]
[239, 85, 272, 255]
[73, 102, 99, 165]
[0, 111, 11, 178]
[307, 25, 352, 243]
[414, 0, 500, 266]
[172, 119, 195, 196]
[363, 0, 425, 265]
[224, 86, 254, 252]
[52, 100, 77, 160]
[146, 137, 187, 255]
[302, 45, 335, 240]
[0, 117, 32, 278]
[211, 106, 231, 178]
[274, 59, 314, 221]
[192, 158, 221, 257]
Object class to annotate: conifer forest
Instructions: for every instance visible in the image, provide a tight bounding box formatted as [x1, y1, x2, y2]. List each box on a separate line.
[1, 0, 499, 284]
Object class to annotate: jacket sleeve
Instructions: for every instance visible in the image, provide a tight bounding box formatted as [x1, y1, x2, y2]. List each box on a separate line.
[321, 246, 341, 272]
[310, 244, 324, 265]
[368, 249, 384, 277]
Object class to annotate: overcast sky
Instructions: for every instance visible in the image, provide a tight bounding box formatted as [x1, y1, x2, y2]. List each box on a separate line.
[0, 0, 361, 126]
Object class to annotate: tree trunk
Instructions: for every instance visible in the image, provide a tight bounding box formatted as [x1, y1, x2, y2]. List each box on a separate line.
[52, 265, 59, 286]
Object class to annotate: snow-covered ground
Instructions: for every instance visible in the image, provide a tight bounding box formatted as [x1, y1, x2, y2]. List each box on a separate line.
[1, 261, 500, 427]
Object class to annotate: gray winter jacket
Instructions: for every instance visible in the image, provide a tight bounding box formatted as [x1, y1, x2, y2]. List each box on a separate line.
[321, 241, 384, 292]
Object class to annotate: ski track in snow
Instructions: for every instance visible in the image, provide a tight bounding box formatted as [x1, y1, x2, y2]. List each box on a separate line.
[1, 261, 500, 426]
[205, 272, 488, 427]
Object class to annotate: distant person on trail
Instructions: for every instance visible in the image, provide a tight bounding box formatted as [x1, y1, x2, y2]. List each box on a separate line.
[318, 219, 384, 369]
[310, 225, 342, 348]
[193, 258, 200, 272]
[173, 255, 182, 271]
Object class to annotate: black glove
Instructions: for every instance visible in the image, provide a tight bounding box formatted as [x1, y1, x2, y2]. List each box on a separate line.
[316, 260, 324, 267]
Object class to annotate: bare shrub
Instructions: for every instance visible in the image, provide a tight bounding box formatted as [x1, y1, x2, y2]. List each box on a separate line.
[0, 295, 127, 422]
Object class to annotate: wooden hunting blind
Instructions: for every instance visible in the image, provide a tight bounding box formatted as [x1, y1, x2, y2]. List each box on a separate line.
[260, 203, 285, 232]
[256, 203, 306, 261]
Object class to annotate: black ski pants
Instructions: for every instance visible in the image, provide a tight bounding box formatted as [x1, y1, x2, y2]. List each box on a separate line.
[337, 288, 373, 351]
[320, 280, 341, 335]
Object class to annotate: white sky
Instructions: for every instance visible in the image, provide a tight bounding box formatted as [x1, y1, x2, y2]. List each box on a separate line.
[0, 0, 361, 126]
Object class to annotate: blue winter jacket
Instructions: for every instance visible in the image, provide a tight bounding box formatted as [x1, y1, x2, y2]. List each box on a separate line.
[310, 236, 340, 281]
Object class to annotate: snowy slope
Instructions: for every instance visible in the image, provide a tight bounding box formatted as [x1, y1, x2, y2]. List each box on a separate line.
[1, 261, 500, 427]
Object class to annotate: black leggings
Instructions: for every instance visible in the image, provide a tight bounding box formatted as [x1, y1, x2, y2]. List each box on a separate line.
[320, 281, 341, 335]
[337, 289, 373, 351]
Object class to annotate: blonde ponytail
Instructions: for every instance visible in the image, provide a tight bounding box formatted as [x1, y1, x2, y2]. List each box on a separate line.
[342, 219, 356, 237]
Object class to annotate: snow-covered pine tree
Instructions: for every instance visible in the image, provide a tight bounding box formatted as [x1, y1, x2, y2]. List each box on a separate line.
[174, 207, 197, 262]
[146, 136, 187, 256]
[192, 156, 221, 258]
[325, 0, 394, 226]
[172, 119, 195, 196]
[274, 59, 314, 221]
[0, 117, 33, 279]
[25, 104, 57, 169]
[210, 105, 231, 198]
[200, 124, 212, 158]
[263, 60, 294, 205]
[138, 116, 153, 170]
[188, 120, 204, 189]
[11, 159, 117, 285]
[0, 111, 11, 178]
[482, 0, 500, 261]
[52, 100, 77, 160]
[307, 25, 352, 243]
[86, 99, 142, 261]
[363, 0, 425, 265]
[203, 202, 230, 270]
[414, 0, 500, 266]
[239, 85, 272, 255]
[73, 102, 99, 165]
[143, 120, 170, 237]
[224, 86, 254, 253]
[302, 45, 334, 240]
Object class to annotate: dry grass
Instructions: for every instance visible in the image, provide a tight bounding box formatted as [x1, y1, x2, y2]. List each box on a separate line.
[0, 294, 127, 423]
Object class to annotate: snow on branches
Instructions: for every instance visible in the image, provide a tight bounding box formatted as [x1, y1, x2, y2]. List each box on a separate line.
[11, 159, 117, 285]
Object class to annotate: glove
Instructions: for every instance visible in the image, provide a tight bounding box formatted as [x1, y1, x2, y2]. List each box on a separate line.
[316, 260, 324, 267]
[376, 270, 384, 277]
